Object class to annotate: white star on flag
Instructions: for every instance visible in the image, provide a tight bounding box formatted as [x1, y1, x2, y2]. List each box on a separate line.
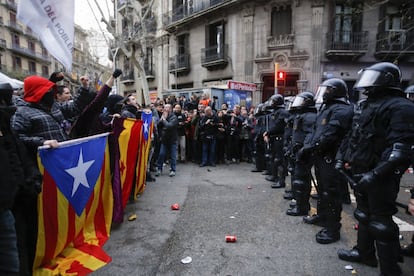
[143, 121, 149, 134]
[65, 149, 95, 197]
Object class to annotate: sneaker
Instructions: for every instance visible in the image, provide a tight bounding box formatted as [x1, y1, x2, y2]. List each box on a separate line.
[155, 170, 161, 177]
[169, 171, 176, 177]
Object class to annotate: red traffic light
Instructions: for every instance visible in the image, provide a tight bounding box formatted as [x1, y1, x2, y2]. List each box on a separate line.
[277, 71, 285, 80]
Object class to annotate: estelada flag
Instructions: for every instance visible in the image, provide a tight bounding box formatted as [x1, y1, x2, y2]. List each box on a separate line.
[113, 118, 143, 210]
[34, 133, 113, 275]
[134, 111, 153, 198]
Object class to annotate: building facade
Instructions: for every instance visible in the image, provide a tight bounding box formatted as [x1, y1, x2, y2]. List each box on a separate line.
[113, 0, 414, 105]
[0, 0, 109, 92]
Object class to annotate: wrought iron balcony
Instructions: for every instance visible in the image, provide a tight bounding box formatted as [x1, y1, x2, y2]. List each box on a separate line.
[0, 38, 6, 49]
[120, 70, 135, 84]
[325, 31, 368, 60]
[9, 43, 51, 63]
[375, 29, 414, 59]
[267, 34, 294, 50]
[169, 54, 190, 74]
[201, 44, 228, 70]
[7, 20, 24, 33]
[144, 59, 155, 79]
[163, 0, 234, 30]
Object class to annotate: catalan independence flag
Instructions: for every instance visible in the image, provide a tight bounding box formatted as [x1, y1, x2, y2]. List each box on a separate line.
[134, 110, 153, 198]
[34, 133, 113, 275]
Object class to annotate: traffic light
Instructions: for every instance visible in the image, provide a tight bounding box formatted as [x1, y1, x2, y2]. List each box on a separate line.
[275, 62, 286, 88]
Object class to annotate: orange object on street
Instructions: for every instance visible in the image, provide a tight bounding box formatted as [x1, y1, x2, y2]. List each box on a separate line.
[225, 235, 237, 242]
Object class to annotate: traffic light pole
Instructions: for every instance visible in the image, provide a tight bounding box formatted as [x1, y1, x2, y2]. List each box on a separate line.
[274, 62, 279, 95]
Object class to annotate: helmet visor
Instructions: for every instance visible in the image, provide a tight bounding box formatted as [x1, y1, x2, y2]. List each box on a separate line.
[291, 96, 305, 108]
[315, 86, 326, 105]
[354, 69, 381, 89]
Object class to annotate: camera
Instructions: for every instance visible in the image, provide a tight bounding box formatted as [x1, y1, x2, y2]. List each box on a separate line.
[213, 96, 218, 99]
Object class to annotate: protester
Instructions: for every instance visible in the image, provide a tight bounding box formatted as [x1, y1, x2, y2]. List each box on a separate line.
[199, 106, 218, 167]
[155, 104, 178, 177]
[121, 94, 141, 119]
[55, 85, 72, 103]
[174, 104, 187, 162]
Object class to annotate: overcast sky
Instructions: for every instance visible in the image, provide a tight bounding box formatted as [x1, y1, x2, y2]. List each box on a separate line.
[74, 0, 113, 65]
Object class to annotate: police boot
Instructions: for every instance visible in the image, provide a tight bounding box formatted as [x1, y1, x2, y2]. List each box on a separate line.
[271, 178, 285, 189]
[337, 223, 378, 267]
[376, 240, 402, 276]
[401, 243, 414, 257]
[303, 197, 326, 226]
[316, 197, 341, 244]
[287, 190, 309, 216]
[283, 189, 294, 200]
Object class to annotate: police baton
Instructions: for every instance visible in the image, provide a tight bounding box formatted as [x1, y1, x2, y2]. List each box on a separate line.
[337, 168, 409, 212]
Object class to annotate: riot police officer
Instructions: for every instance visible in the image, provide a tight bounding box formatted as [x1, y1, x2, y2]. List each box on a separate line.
[337, 62, 414, 276]
[298, 78, 353, 244]
[251, 103, 267, 173]
[286, 91, 317, 216]
[263, 94, 289, 188]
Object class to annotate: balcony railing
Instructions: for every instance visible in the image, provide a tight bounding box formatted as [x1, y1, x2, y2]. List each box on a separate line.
[4, 0, 17, 11]
[120, 70, 135, 83]
[375, 29, 414, 58]
[0, 38, 6, 48]
[201, 44, 228, 69]
[325, 31, 368, 59]
[144, 60, 155, 79]
[9, 43, 51, 63]
[7, 20, 24, 33]
[169, 54, 190, 73]
[267, 34, 294, 49]
[163, 0, 231, 27]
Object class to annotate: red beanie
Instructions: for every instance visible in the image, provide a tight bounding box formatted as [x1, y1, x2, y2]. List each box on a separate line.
[23, 76, 56, 103]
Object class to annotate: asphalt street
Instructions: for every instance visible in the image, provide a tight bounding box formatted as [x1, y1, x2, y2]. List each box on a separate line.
[97, 162, 414, 276]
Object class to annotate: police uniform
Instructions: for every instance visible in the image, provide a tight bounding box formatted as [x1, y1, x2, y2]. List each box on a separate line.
[337, 62, 414, 276]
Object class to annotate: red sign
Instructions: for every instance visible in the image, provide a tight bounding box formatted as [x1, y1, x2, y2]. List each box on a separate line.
[227, 80, 257, 92]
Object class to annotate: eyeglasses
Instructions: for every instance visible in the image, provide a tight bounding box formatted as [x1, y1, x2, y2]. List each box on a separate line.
[81, 78, 89, 81]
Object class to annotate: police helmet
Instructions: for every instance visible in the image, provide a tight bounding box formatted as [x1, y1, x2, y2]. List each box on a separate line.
[315, 78, 349, 104]
[354, 62, 402, 95]
[269, 94, 284, 108]
[404, 85, 414, 102]
[0, 82, 13, 106]
[291, 91, 315, 109]
[254, 103, 264, 116]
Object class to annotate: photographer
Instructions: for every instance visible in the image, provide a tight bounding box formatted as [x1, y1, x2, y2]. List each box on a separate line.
[225, 105, 243, 164]
[199, 106, 218, 167]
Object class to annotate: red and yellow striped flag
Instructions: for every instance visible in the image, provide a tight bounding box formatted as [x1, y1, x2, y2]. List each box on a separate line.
[34, 133, 113, 275]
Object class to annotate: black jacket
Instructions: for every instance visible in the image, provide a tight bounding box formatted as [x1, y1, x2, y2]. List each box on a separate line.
[158, 113, 178, 144]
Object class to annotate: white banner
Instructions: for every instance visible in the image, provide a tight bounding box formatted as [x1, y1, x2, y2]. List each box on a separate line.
[17, 0, 74, 71]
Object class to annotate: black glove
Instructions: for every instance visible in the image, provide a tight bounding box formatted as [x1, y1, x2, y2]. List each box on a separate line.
[112, 69, 122, 78]
[354, 171, 377, 190]
[49, 72, 64, 83]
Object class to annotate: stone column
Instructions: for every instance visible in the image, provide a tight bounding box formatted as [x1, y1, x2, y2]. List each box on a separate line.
[243, 4, 255, 83]
[311, 0, 325, 91]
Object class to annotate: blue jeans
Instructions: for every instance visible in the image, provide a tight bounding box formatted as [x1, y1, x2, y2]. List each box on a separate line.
[157, 142, 177, 172]
[202, 138, 216, 165]
[0, 210, 19, 274]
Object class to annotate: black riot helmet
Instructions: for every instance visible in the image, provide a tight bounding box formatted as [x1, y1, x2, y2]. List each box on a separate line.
[405, 85, 414, 102]
[291, 91, 315, 110]
[269, 94, 285, 108]
[254, 103, 264, 116]
[0, 82, 13, 106]
[315, 78, 349, 104]
[354, 62, 402, 96]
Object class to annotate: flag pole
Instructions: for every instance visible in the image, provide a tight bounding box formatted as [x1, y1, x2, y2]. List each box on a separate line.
[38, 132, 110, 150]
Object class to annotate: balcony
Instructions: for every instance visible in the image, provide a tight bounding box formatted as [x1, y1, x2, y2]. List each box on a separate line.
[120, 70, 135, 84]
[7, 20, 24, 33]
[375, 29, 414, 59]
[0, 38, 6, 49]
[9, 43, 51, 63]
[144, 60, 155, 80]
[3, 0, 17, 11]
[325, 31, 368, 60]
[163, 0, 235, 31]
[267, 34, 294, 50]
[201, 44, 228, 70]
[169, 54, 190, 74]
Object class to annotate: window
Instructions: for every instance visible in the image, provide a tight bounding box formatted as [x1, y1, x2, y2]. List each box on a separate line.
[12, 56, 21, 70]
[42, 65, 49, 77]
[41, 47, 48, 57]
[9, 12, 16, 24]
[271, 5, 292, 36]
[144, 47, 153, 75]
[333, 1, 362, 43]
[28, 61, 36, 74]
[28, 40, 35, 53]
[12, 33, 19, 47]
[205, 20, 225, 59]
